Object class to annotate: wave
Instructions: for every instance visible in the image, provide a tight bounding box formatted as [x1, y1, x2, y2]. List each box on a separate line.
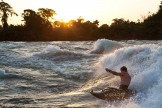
[34, 45, 96, 62]
[31, 45, 95, 81]
[42, 45, 89, 57]
[42, 45, 69, 55]
[93, 44, 162, 107]
[90, 39, 123, 54]
[0, 69, 24, 80]
[0, 69, 7, 78]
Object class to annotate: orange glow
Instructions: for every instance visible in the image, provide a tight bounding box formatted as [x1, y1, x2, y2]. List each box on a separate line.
[5, 0, 162, 25]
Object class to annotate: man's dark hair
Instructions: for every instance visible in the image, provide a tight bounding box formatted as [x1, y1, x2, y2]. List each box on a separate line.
[120, 66, 127, 72]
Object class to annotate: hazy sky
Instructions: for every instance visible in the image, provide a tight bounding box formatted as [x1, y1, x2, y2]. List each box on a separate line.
[2, 0, 162, 25]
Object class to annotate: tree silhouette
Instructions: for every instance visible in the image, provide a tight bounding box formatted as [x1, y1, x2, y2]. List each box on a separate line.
[0, 1, 18, 29]
[159, 1, 162, 9]
[22, 9, 40, 29]
[112, 18, 125, 25]
[38, 8, 56, 22]
[93, 20, 99, 26]
[98, 24, 109, 38]
[77, 16, 84, 23]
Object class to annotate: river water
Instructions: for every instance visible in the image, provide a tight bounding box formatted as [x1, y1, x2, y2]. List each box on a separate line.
[0, 39, 162, 108]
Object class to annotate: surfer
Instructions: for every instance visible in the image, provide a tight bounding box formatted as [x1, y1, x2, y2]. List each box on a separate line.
[90, 66, 135, 101]
[105, 66, 131, 90]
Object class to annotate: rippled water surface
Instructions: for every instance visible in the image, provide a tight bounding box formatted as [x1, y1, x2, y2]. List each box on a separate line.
[0, 40, 162, 108]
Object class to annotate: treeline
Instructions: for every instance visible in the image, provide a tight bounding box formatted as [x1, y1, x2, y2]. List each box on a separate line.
[0, 1, 162, 41]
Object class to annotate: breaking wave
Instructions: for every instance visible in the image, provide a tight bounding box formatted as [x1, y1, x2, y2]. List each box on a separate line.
[90, 39, 123, 54]
[94, 44, 162, 108]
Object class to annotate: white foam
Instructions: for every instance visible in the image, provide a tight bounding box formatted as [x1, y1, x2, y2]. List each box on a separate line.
[90, 39, 122, 54]
[43, 45, 67, 54]
[42, 45, 85, 57]
[141, 77, 162, 108]
[95, 44, 162, 108]
[103, 99, 140, 108]
[39, 45, 93, 80]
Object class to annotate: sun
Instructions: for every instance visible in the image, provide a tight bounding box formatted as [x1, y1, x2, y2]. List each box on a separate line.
[6, 0, 103, 25]
[51, 0, 94, 22]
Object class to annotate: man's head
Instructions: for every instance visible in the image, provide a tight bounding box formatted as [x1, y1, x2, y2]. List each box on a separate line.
[120, 66, 127, 72]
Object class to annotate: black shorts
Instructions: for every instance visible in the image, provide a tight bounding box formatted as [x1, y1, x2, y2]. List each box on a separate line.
[119, 85, 128, 90]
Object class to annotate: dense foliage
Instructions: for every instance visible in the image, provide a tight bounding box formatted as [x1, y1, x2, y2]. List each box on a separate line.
[0, 1, 162, 41]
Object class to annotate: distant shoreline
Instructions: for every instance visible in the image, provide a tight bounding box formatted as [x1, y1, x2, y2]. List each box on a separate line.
[0, 39, 161, 42]
[1, 1, 162, 41]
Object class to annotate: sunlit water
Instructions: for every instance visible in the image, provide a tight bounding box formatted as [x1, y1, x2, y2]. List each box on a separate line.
[0, 39, 162, 107]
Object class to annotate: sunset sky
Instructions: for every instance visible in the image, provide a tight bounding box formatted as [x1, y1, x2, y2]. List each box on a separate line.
[3, 0, 162, 25]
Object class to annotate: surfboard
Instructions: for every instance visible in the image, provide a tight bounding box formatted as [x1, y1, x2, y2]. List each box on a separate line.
[90, 87, 136, 101]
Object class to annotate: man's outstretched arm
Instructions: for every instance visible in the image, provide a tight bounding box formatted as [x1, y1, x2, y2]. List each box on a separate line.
[105, 68, 121, 76]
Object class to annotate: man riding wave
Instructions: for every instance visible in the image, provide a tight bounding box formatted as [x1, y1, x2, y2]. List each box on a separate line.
[106, 66, 131, 90]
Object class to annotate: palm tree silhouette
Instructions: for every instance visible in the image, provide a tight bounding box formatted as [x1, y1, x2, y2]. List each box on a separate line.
[0, 1, 18, 29]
